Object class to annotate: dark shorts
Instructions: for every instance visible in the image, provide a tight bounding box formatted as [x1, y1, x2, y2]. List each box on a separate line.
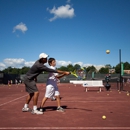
[24, 77, 38, 93]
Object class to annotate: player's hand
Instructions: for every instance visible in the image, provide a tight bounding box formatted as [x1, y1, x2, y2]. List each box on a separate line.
[64, 72, 70, 75]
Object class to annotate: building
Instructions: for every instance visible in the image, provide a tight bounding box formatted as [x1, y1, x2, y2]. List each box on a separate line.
[124, 70, 130, 74]
[109, 69, 115, 74]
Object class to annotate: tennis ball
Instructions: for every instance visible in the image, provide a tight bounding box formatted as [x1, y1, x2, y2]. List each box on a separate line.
[127, 93, 129, 96]
[106, 50, 110, 54]
[102, 115, 106, 119]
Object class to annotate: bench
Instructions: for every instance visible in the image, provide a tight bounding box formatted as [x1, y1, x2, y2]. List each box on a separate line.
[70, 80, 104, 92]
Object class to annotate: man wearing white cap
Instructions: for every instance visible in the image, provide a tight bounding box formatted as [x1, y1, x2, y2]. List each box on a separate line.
[22, 53, 70, 114]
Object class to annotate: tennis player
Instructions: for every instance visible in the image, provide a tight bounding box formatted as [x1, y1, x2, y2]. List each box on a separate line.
[22, 53, 70, 114]
[40, 58, 67, 112]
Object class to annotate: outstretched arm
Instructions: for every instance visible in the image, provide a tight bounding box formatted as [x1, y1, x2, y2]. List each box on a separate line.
[56, 70, 70, 75]
[42, 65, 70, 75]
[56, 73, 66, 79]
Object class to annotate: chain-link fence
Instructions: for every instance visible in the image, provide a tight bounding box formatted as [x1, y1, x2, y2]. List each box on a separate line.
[1, 73, 130, 84]
[20, 73, 130, 83]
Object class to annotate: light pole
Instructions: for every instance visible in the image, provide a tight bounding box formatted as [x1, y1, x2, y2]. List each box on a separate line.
[106, 49, 122, 91]
[119, 49, 122, 91]
[105, 50, 111, 91]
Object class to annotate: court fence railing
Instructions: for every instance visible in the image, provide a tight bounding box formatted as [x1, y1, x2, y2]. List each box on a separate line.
[1, 73, 130, 84]
[20, 74, 130, 83]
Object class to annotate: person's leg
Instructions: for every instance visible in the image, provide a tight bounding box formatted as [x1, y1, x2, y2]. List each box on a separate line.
[51, 96, 56, 101]
[54, 90, 61, 107]
[40, 84, 55, 111]
[40, 97, 48, 108]
[31, 91, 44, 114]
[23, 78, 43, 114]
[31, 91, 43, 114]
[55, 95, 64, 112]
[56, 95, 61, 108]
[55, 90, 65, 112]
[23, 93, 34, 111]
[26, 93, 34, 104]
[32, 91, 39, 111]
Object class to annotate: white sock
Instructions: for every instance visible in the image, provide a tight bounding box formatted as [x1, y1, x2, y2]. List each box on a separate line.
[24, 104, 28, 108]
[33, 106, 37, 111]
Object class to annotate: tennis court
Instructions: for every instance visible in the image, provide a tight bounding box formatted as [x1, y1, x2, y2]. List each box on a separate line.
[0, 83, 130, 130]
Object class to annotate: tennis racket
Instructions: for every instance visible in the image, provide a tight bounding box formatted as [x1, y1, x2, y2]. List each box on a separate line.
[70, 70, 78, 77]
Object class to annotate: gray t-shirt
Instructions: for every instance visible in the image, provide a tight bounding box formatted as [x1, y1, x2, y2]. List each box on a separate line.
[26, 60, 58, 80]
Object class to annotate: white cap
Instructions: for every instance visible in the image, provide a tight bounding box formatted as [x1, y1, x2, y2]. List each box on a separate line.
[39, 53, 49, 59]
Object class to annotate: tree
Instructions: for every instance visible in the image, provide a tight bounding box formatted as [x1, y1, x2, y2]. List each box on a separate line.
[2, 66, 30, 74]
[1, 61, 130, 75]
[115, 63, 122, 74]
[2, 68, 9, 74]
[86, 66, 97, 74]
[20, 67, 30, 74]
[99, 67, 109, 74]
[115, 62, 130, 74]
[105, 64, 112, 69]
[124, 62, 130, 70]
[3, 67, 13, 74]
[74, 64, 81, 70]
[67, 64, 74, 71]
[11, 68, 20, 74]
[57, 66, 68, 71]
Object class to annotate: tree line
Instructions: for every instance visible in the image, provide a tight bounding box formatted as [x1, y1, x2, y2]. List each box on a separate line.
[1, 62, 130, 75]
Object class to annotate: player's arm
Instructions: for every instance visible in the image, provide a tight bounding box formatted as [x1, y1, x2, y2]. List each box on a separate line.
[56, 73, 66, 79]
[42, 65, 70, 75]
[56, 70, 70, 75]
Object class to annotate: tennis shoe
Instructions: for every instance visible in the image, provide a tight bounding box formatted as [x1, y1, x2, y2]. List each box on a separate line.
[22, 107, 31, 112]
[31, 110, 43, 115]
[39, 108, 45, 112]
[57, 107, 65, 112]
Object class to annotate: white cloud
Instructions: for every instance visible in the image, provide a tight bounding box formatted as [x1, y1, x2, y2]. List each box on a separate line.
[47, 4, 75, 22]
[81, 63, 105, 70]
[24, 61, 35, 67]
[13, 22, 28, 33]
[73, 62, 105, 71]
[0, 58, 104, 71]
[56, 60, 72, 68]
[94, 65, 105, 70]
[0, 63, 6, 70]
[4, 58, 25, 68]
[0, 59, 35, 70]
[74, 62, 84, 67]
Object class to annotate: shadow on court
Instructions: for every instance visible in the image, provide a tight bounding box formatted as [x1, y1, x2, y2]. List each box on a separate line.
[41, 105, 92, 112]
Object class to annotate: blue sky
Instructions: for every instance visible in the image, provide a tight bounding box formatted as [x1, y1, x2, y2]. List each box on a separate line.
[0, 0, 130, 70]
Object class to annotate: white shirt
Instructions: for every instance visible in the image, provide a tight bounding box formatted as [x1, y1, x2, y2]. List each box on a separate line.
[46, 66, 58, 88]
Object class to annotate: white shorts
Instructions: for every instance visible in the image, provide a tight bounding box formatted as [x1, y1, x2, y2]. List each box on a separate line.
[45, 84, 60, 98]
[55, 90, 60, 96]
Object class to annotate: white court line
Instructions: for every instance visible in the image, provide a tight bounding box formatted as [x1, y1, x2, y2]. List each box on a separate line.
[62, 101, 129, 103]
[0, 127, 130, 129]
[0, 87, 45, 107]
[0, 94, 28, 107]
[37, 100, 129, 103]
